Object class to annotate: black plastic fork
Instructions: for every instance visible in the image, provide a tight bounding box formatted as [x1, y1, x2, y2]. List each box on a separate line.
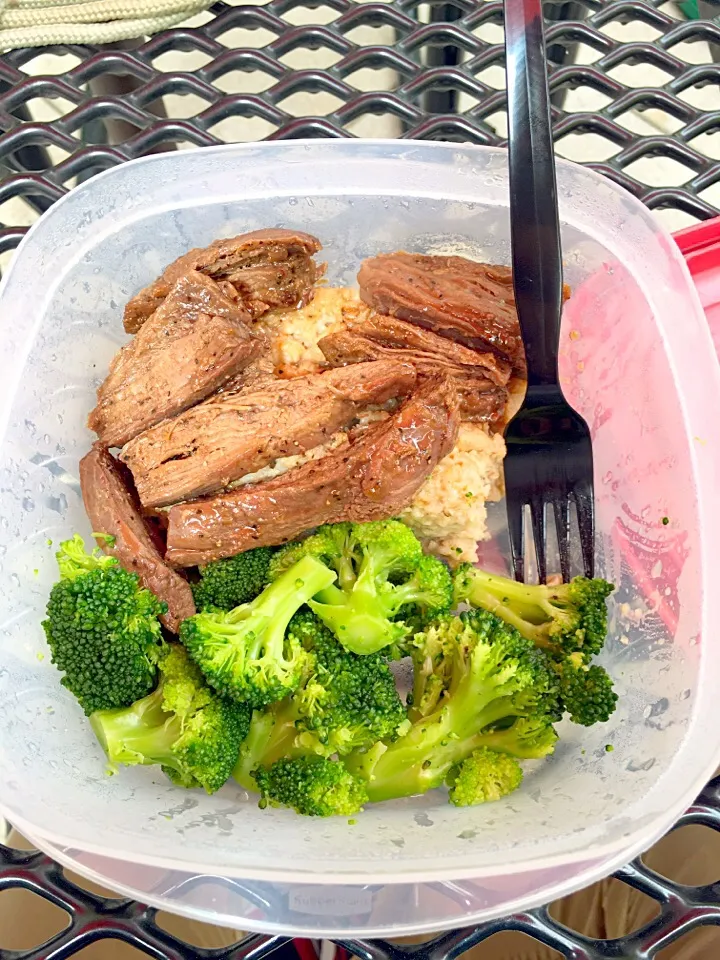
[503, 0, 595, 584]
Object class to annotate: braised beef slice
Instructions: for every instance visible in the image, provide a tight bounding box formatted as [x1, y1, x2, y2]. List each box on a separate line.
[357, 252, 530, 371]
[121, 359, 417, 508]
[165, 377, 459, 566]
[319, 312, 510, 423]
[216, 334, 276, 395]
[124, 229, 324, 333]
[79, 445, 195, 633]
[88, 272, 259, 449]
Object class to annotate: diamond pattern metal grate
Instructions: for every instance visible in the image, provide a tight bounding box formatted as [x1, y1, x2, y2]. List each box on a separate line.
[2, 0, 720, 955]
[1, 777, 720, 957]
[0, 0, 719, 261]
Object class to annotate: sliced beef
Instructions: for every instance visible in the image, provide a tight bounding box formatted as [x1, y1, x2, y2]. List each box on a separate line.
[217, 335, 276, 394]
[165, 377, 459, 566]
[319, 312, 510, 424]
[358, 252, 528, 372]
[79, 445, 195, 632]
[124, 229, 324, 333]
[88, 272, 259, 449]
[121, 359, 416, 508]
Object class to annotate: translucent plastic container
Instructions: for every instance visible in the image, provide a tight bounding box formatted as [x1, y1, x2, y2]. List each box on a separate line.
[1, 141, 719, 915]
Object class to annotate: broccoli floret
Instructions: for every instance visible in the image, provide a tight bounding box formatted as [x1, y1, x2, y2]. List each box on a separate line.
[446, 747, 523, 806]
[232, 612, 409, 790]
[282, 520, 452, 655]
[453, 564, 614, 660]
[288, 610, 410, 755]
[345, 611, 559, 803]
[90, 644, 251, 794]
[268, 523, 358, 591]
[192, 548, 274, 612]
[554, 655, 618, 726]
[42, 535, 166, 716]
[180, 555, 336, 708]
[253, 755, 368, 817]
[57, 532, 117, 579]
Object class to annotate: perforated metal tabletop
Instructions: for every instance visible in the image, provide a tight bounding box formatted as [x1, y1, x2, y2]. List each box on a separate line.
[1, 0, 720, 956]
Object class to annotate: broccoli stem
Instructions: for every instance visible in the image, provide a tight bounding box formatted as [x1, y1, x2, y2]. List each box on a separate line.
[225, 554, 336, 661]
[233, 702, 304, 790]
[459, 573, 556, 648]
[309, 600, 408, 656]
[90, 689, 180, 769]
[348, 645, 525, 801]
[309, 562, 410, 655]
[348, 723, 475, 802]
[334, 555, 357, 594]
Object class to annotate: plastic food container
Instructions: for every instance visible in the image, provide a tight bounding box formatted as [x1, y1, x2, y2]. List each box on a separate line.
[1, 142, 719, 916]
[15, 215, 720, 940]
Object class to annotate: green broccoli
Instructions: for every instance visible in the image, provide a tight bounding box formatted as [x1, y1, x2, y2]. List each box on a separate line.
[268, 522, 358, 591]
[192, 547, 275, 612]
[233, 702, 302, 791]
[43, 534, 166, 716]
[345, 611, 559, 803]
[232, 611, 409, 789]
[271, 520, 452, 655]
[453, 564, 614, 660]
[90, 644, 250, 794]
[454, 563, 615, 660]
[446, 747, 523, 806]
[288, 610, 410, 755]
[464, 715, 558, 759]
[453, 566, 618, 726]
[179, 555, 336, 708]
[253, 755, 368, 817]
[553, 654, 618, 726]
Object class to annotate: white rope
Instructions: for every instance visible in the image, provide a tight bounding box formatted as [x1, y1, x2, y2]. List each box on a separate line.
[0, 0, 211, 50]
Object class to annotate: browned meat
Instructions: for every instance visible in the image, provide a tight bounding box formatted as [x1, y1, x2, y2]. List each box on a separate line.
[88, 272, 259, 449]
[124, 229, 324, 333]
[319, 312, 510, 424]
[165, 377, 459, 566]
[217, 334, 276, 394]
[79, 445, 195, 633]
[121, 359, 417, 508]
[358, 252, 528, 371]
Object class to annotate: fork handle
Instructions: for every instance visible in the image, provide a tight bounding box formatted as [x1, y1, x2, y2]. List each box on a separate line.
[505, 0, 563, 387]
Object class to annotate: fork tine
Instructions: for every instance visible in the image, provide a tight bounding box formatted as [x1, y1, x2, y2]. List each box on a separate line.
[507, 501, 525, 583]
[552, 499, 571, 583]
[529, 497, 547, 584]
[574, 485, 595, 579]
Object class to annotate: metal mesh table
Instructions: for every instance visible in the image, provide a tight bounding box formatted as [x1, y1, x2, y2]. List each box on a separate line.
[1, 0, 720, 956]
